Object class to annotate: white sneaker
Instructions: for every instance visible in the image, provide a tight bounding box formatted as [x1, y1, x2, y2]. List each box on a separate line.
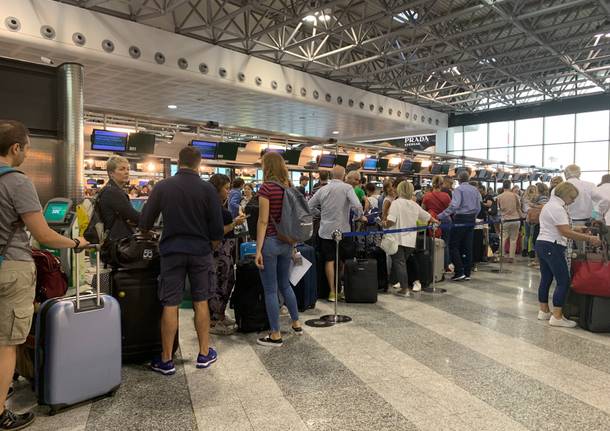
[549, 315, 577, 328]
[392, 282, 401, 289]
[537, 311, 552, 321]
[448, 264, 455, 273]
[412, 281, 422, 292]
[280, 305, 289, 316]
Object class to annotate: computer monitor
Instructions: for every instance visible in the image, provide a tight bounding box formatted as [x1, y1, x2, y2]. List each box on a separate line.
[127, 132, 156, 154]
[43, 200, 71, 224]
[191, 140, 218, 159]
[513, 173, 522, 182]
[216, 142, 239, 161]
[377, 159, 389, 171]
[283, 149, 302, 165]
[440, 164, 450, 174]
[411, 161, 422, 173]
[400, 160, 413, 173]
[431, 163, 442, 174]
[362, 158, 378, 170]
[91, 129, 128, 152]
[335, 154, 349, 168]
[318, 154, 337, 168]
[170, 163, 178, 176]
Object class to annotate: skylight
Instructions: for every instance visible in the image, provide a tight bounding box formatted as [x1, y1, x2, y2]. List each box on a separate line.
[393, 10, 418, 23]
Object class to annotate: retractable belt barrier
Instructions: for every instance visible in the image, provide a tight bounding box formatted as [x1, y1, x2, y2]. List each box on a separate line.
[341, 219, 494, 238]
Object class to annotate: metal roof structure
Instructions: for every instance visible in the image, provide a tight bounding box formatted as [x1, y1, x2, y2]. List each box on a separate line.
[55, 0, 610, 113]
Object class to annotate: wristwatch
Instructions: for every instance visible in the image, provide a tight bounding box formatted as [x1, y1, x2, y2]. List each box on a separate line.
[72, 238, 80, 249]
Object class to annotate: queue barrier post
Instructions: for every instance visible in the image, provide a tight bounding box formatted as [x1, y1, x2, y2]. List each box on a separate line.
[305, 229, 352, 328]
[491, 218, 511, 274]
[422, 224, 447, 294]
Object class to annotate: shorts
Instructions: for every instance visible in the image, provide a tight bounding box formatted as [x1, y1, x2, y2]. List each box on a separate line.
[320, 238, 355, 263]
[159, 253, 216, 307]
[0, 261, 36, 346]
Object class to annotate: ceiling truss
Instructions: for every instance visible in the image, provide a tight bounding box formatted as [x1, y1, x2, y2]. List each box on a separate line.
[55, 0, 610, 113]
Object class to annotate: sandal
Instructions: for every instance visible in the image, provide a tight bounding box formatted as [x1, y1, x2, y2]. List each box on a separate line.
[291, 325, 303, 336]
[257, 335, 283, 347]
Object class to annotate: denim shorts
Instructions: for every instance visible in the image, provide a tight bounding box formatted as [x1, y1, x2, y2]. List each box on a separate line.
[158, 253, 216, 306]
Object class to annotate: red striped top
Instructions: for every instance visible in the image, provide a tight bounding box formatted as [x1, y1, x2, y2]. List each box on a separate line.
[258, 182, 284, 237]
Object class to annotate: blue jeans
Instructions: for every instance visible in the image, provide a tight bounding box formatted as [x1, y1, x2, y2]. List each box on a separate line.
[449, 214, 476, 277]
[535, 240, 570, 307]
[259, 236, 299, 332]
[441, 228, 451, 269]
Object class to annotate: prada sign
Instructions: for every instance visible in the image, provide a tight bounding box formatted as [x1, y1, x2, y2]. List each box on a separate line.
[404, 135, 436, 150]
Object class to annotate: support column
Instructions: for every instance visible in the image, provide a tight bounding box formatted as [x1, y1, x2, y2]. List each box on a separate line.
[57, 62, 84, 202]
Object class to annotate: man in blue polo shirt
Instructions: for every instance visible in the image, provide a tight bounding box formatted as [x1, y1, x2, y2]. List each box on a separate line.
[438, 170, 481, 282]
[140, 146, 224, 375]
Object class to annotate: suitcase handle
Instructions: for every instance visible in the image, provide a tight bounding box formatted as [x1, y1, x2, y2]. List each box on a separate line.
[75, 245, 102, 311]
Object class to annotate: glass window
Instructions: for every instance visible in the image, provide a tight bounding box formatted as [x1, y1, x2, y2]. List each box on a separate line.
[463, 124, 487, 150]
[463, 149, 487, 160]
[488, 121, 514, 148]
[575, 141, 609, 171]
[515, 145, 542, 166]
[515, 118, 543, 147]
[488, 147, 514, 164]
[576, 110, 609, 142]
[580, 171, 607, 184]
[447, 127, 463, 152]
[544, 114, 575, 144]
[543, 143, 574, 169]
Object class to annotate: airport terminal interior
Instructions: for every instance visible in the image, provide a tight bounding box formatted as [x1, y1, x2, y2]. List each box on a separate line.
[2, 0, 610, 430]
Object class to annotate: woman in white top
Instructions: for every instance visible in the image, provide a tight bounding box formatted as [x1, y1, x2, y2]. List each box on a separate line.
[383, 181, 439, 295]
[535, 182, 600, 328]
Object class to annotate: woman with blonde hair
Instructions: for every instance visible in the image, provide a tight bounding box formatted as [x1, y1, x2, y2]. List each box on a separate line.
[254, 152, 302, 346]
[522, 184, 539, 257]
[536, 182, 600, 327]
[383, 181, 439, 295]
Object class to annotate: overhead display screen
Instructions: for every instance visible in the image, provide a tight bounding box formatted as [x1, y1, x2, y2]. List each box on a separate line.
[217, 142, 239, 161]
[400, 160, 413, 173]
[191, 140, 217, 159]
[283, 149, 302, 165]
[335, 154, 348, 168]
[318, 154, 337, 168]
[431, 163, 442, 174]
[362, 158, 378, 170]
[91, 129, 128, 152]
[377, 159, 389, 171]
[127, 132, 156, 154]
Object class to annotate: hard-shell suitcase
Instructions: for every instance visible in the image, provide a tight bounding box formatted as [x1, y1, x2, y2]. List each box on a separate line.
[111, 267, 178, 362]
[343, 259, 377, 303]
[36, 247, 121, 414]
[231, 259, 269, 333]
[579, 295, 610, 333]
[368, 246, 389, 291]
[410, 234, 433, 287]
[292, 244, 317, 312]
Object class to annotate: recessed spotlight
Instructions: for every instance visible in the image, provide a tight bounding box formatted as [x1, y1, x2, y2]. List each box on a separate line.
[167, 105, 177, 109]
[332, 130, 340, 135]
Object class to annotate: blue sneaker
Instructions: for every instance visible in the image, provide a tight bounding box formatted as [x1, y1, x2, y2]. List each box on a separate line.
[196, 347, 218, 369]
[150, 358, 176, 375]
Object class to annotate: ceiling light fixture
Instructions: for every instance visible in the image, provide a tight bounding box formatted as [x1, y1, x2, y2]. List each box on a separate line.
[302, 15, 317, 23]
[332, 130, 340, 135]
[167, 104, 177, 109]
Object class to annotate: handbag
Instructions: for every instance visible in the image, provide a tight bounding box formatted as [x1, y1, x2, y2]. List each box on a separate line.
[104, 231, 160, 269]
[380, 232, 399, 256]
[571, 244, 610, 297]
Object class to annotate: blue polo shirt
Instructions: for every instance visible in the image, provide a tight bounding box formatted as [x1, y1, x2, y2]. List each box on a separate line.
[139, 168, 224, 256]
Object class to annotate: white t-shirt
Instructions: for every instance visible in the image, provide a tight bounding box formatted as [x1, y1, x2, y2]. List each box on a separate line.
[596, 183, 610, 225]
[387, 198, 431, 248]
[566, 177, 602, 220]
[538, 195, 570, 246]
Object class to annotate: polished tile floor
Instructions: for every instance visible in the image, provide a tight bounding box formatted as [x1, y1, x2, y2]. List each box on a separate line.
[9, 260, 610, 430]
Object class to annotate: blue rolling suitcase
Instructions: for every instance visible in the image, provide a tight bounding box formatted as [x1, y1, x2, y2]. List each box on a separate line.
[35, 248, 122, 414]
[292, 243, 317, 311]
[240, 241, 257, 260]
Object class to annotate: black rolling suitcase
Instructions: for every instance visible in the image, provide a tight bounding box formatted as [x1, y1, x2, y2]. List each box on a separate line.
[231, 259, 269, 333]
[292, 243, 317, 311]
[579, 295, 610, 332]
[409, 233, 434, 288]
[344, 259, 378, 303]
[111, 267, 178, 362]
[368, 246, 389, 292]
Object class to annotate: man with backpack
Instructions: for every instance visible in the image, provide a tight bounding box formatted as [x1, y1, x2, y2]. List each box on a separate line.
[0, 120, 88, 430]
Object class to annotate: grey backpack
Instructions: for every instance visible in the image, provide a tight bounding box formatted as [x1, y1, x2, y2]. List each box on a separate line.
[270, 181, 313, 244]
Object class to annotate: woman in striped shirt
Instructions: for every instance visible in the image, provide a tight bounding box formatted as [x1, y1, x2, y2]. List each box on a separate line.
[255, 152, 302, 347]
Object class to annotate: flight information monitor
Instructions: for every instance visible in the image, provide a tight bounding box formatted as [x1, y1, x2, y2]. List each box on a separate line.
[127, 132, 156, 154]
[216, 142, 239, 161]
[91, 129, 128, 152]
[440, 164, 450, 174]
[400, 160, 413, 173]
[377, 159, 389, 171]
[362, 158, 378, 170]
[318, 154, 337, 168]
[431, 163, 442, 174]
[191, 140, 218, 159]
[283, 149, 302, 165]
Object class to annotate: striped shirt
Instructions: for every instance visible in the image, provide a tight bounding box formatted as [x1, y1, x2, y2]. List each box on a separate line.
[258, 182, 284, 237]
